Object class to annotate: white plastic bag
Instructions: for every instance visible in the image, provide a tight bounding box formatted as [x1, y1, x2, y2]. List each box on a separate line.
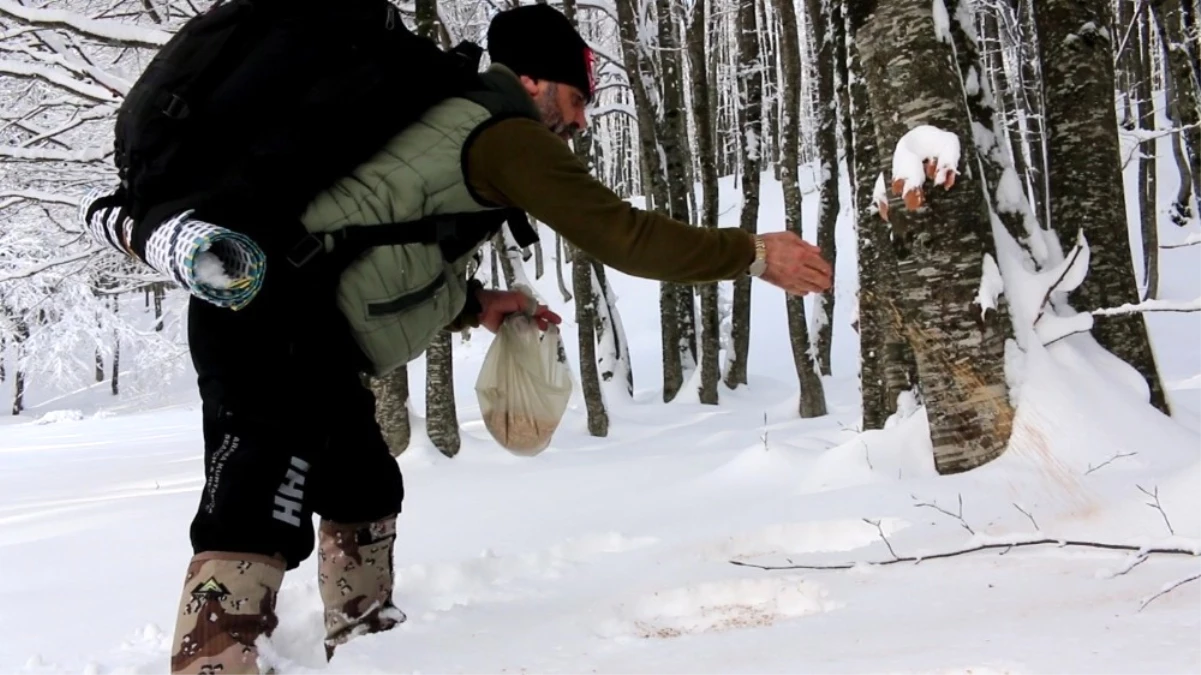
[474, 290, 573, 456]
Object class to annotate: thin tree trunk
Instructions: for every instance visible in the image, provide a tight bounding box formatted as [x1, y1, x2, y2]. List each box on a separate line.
[371, 366, 411, 456]
[1151, 0, 1201, 226]
[725, 0, 764, 390]
[615, 0, 679, 401]
[1032, 0, 1170, 414]
[858, 0, 1015, 473]
[10, 318, 26, 415]
[425, 331, 459, 457]
[832, 0, 855, 192]
[111, 294, 120, 396]
[1015, 0, 1049, 229]
[153, 281, 165, 331]
[574, 247, 608, 435]
[805, 0, 839, 376]
[780, 0, 827, 416]
[655, 0, 699, 394]
[1135, 8, 1159, 299]
[689, 0, 721, 405]
[555, 234, 573, 302]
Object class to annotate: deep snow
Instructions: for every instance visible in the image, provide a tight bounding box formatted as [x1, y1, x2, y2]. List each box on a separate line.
[1, 144, 1198, 673]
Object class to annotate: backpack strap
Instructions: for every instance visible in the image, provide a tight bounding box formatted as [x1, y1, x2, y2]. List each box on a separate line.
[285, 209, 519, 272]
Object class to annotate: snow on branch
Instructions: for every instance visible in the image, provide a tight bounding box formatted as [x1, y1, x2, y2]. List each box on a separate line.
[0, 190, 80, 209]
[1092, 298, 1201, 316]
[729, 494, 1201, 613]
[0, 0, 170, 48]
[0, 59, 119, 103]
[0, 144, 108, 162]
[1161, 232, 1201, 249]
[729, 537, 1198, 571]
[0, 247, 103, 284]
[0, 35, 132, 96]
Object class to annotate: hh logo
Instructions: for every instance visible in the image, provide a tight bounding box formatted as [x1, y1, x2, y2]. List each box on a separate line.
[272, 456, 310, 526]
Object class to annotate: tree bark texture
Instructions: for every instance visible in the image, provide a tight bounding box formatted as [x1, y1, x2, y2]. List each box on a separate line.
[725, 0, 764, 390]
[846, 3, 916, 431]
[1032, 0, 1170, 414]
[614, 0, 682, 401]
[781, 0, 828, 416]
[1134, 9, 1158, 299]
[574, 248, 609, 436]
[425, 331, 460, 457]
[370, 366, 411, 456]
[689, 0, 722, 404]
[1151, 0, 1201, 226]
[804, 0, 839, 377]
[857, 0, 1015, 473]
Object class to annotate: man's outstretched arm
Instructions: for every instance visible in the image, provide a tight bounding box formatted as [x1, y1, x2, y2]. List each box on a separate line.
[465, 117, 756, 283]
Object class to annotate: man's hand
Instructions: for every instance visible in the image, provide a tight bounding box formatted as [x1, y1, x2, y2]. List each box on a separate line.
[477, 288, 563, 333]
[758, 232, 833, 295]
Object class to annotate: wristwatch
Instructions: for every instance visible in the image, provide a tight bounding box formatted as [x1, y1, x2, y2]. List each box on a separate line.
[747, 235, 767, 277]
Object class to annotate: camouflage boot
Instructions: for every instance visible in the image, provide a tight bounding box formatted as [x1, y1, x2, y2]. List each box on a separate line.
[170, 552, 285, 674]
[318, 515, 406, 658]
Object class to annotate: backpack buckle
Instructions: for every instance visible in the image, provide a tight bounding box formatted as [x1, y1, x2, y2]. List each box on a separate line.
[286, 233, 325, 268]
[162, 93, 190, 119]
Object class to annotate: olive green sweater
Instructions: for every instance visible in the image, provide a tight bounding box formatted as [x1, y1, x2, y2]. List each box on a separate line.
[465, 117, 756, 283]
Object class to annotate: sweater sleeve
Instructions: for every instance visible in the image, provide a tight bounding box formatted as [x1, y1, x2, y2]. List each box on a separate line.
[465, 117, 755, 283]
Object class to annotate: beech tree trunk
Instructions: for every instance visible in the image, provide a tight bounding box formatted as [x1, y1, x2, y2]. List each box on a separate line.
[804, 0, 839, 377]
[689, 0, 722, 404]
[425, 331, 460, 457]
[371, 367, 411, 456]
[614, 0, 680, 401]
[1133, 9, 1158, 299]
[779, 0, 827, 416]
[857, 0, 1015, 473]
[1151, 0, 1201, 226]
[847, 3, 916, 431]
[725, 0, 764, 390]
[1032, 0, 1170, 414]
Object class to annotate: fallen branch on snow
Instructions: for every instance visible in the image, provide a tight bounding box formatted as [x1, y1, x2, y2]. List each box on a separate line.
[729, 538, 1198, 571]
[1139, 572, 1201, 611]
[1090, 298, 1201, 316]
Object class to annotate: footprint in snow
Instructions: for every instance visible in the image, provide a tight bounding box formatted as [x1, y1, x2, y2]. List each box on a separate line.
[599, 576, 840, 639]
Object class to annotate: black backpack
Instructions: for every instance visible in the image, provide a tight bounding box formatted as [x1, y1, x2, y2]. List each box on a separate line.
[96, 0, 533, 271]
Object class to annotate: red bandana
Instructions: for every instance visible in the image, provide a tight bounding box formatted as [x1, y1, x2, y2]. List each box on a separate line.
[583, 47, 596, 99]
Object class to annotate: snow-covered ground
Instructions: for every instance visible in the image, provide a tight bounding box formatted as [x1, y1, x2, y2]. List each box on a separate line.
[1, 153, 1199, 673]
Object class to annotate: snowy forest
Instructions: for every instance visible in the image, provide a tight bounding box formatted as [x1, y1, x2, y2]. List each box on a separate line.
[1, 0, 1200, 672]
[1, 0, 1197, 471]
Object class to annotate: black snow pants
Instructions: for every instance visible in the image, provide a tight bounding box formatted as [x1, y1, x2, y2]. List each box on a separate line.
[186, 260, 404, 570]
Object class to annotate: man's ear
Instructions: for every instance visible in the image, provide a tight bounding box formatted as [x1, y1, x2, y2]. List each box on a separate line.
[518, 75, 541, 97]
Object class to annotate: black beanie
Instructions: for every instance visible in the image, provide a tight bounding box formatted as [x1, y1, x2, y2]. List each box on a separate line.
[487, 4, 596, 102]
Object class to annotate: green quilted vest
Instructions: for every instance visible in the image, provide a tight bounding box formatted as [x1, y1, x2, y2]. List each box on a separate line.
[298, 64, 540, 376]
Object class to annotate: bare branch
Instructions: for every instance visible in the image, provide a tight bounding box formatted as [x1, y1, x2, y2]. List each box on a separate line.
[1091, 298, 1201, 316]
[1105, 553, 1149, 579]
[1034, 238, 1087, 326]
[863, 518, 899, 560]
[1162, 233, 1201, 249]
[729, 540, 1199, 571]
[1139, 572, 1201, 612]
[0, 59, 119, 103]
[0, 190, 80, 209]
[0, 247, 103, 284]
[0, 144, 108, 162]
[913, 494, 976, 535]
[1085, 451, 1138, 475]
[0, 0, 170, 48]
[1136, 485, 1176, 536]
[1013, 503, 1039, 531]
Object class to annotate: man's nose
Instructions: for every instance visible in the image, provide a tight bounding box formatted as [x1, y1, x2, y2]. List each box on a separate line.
[575, 107, 588, 131]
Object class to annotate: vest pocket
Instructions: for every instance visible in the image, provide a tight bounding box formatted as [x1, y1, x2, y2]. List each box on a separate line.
[366, 274, 445, 317]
